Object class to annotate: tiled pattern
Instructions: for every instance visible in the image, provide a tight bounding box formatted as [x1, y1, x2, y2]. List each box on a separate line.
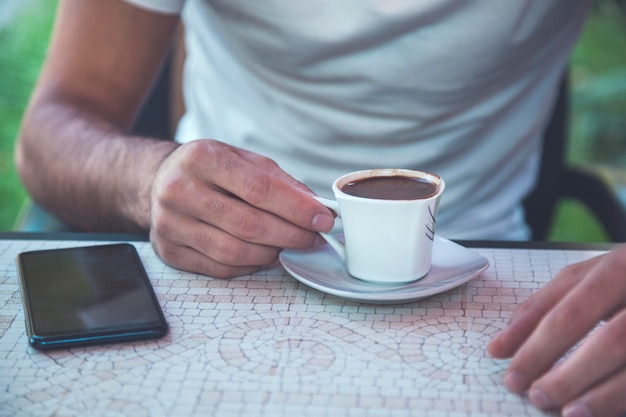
[0, 240, 605, 417]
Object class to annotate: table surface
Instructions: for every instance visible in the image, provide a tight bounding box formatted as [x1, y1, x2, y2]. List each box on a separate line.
[0, 233, 613, 417]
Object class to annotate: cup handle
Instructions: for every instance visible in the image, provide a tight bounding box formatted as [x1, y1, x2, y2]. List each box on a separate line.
[312, 196, 346, 260]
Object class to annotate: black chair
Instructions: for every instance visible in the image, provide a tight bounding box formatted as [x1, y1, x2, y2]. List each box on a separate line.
[129, 50, 175, 141]
[522, 74, 626, 242]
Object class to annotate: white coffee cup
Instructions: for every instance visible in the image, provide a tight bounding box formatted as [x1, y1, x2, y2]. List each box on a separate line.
[314, 169, 445, 284]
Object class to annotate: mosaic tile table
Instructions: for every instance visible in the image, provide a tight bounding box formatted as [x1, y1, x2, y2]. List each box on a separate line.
[0, 237, 608, 417]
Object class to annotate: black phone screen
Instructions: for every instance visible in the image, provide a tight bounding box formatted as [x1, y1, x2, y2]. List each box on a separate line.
[17, 243, 168, 350]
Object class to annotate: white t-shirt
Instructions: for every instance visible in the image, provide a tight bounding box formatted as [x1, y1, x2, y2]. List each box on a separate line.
[124, 0, 591, 240]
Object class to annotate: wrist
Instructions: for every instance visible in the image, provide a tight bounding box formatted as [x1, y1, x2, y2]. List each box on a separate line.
[120, 139, 180, 231]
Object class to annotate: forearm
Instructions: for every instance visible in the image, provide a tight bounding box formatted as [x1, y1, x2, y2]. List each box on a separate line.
[16, 100, 179, 233]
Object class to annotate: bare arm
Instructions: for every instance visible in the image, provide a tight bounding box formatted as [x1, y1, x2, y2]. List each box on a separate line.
[16, 0, 180, 232]
[15, 0, 335, 278]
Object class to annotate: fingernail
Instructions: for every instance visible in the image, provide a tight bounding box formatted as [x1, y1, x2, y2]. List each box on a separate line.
[312, 213, 334, 232]
[528, 387, 554, 410]
[503, 372, 528, 393]
[563, 403, 593, 417]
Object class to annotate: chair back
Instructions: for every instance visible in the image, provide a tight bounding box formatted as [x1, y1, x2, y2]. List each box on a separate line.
[523, 74, 626, 242]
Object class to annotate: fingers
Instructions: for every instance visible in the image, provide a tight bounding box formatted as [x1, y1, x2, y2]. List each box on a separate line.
[487, 256, 600, 359]
[500, 273, 600, 393]
[157, 171, 321, 250]
[187, 140, 335, 232]
[150, 211, 277, 278]
[528, 308, 626, 414]
[562, 365, 626, 417]
[488, 245, 626, 416]
[152, 239, 262, 279]
[498, 250, 626, 393]
[150, 139, 336, 278]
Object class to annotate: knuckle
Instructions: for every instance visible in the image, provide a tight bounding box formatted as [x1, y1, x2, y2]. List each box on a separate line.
[150, 235, 178, 265]
[189, 229, 214, 253]
[204, 198, 229, 218]
[204, 142, 239, 172]
[217, 239, 252, 266]
[150, 210, 175, 238]
[155, 174, 189, 206]
[182, 140, 225, 170]
[241, 174, 272, 203]
[189, 230, 250, 267]
[189, 138, 218, 156]
[234, 212, 264, 240]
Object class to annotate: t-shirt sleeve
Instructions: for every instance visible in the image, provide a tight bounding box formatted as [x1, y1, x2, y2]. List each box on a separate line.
[121, 0, 185, 15]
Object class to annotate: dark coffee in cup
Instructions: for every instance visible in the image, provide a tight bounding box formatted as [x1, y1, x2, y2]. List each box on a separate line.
[317, 168, 445, 283]
[341, 175, 438, 200]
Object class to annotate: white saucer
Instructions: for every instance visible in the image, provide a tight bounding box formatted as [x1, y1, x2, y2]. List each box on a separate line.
[279, 236, 489, 304]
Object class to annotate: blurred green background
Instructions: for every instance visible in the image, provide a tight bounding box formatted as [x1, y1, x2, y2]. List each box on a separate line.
[1, 1, 625, 240]
[1, 1, 57, 231]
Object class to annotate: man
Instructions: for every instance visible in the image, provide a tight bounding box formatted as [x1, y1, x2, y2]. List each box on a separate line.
[15, 1, 625, 415]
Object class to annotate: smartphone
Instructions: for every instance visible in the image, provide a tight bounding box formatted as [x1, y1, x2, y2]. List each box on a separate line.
[17, 243, 168, 350]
